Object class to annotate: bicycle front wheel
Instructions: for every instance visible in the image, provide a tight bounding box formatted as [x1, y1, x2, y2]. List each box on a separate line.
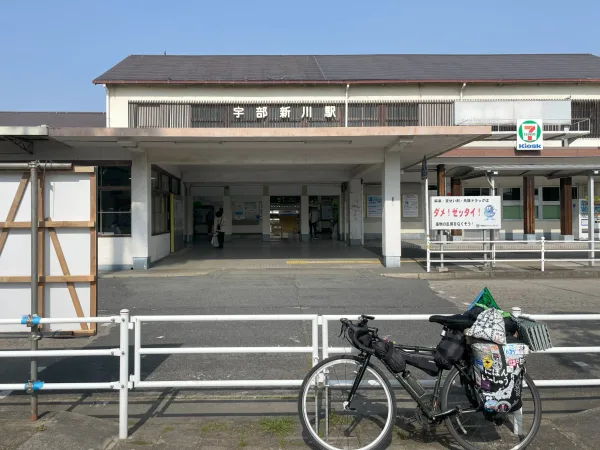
[441, 367, 542, 450]
[298, 355, 397, 450]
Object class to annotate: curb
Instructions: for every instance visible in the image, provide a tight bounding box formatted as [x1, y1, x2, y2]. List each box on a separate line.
[382, 270, 600, 280]
[100, 270, 211, 279]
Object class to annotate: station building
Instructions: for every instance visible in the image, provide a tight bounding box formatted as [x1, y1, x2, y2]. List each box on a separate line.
[1, 53, 599, 270]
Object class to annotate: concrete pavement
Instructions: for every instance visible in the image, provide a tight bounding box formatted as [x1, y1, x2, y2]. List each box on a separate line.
[1, 271, 599, 448]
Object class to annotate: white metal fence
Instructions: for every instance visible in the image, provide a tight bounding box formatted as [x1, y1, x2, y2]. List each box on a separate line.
[1, 310, 599, 440]
[427, 237, 597, 272]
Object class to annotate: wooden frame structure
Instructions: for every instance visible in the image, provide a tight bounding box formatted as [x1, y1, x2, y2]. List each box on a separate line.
[0, 167, 98, 335]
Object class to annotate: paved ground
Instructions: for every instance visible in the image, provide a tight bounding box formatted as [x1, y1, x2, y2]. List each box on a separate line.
[1, 270, 599, 448]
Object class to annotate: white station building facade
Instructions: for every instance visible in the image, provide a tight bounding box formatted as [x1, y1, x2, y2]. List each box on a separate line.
[1, 53, 600, 270]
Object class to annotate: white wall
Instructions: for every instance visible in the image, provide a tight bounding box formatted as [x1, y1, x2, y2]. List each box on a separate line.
[108, 83, 600, 127]
[150, 234, 170, 263]
[98, 237, 133, 270]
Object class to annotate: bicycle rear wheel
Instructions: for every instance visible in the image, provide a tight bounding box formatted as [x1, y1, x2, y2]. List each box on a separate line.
[298, 355, 397, 450]
[441, 367, 542, 450]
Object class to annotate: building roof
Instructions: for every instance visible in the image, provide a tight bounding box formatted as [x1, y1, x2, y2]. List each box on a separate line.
[93, 53, 600, 85]
[0, 111, 106, 127]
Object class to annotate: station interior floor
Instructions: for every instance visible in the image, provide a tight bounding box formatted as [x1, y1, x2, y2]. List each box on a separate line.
[150, 235, 396, 271]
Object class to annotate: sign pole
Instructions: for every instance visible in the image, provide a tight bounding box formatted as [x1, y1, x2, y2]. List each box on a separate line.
[422, 157, 430, 271]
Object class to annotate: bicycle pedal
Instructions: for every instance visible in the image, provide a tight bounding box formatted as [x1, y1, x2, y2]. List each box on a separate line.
[401, 415, 418, 425]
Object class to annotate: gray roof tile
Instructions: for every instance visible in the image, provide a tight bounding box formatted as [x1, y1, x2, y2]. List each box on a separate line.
[0, 112, 106, 127]
[93, 54, 600, 84]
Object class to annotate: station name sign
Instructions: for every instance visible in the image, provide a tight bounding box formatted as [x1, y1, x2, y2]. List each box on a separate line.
[516, 119, 543, 150]
[232, 104, 339, 121]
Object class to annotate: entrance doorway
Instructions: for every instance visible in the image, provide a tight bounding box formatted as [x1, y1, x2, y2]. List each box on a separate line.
[270, 196, 300, 240]
[309, 195, 339, 239]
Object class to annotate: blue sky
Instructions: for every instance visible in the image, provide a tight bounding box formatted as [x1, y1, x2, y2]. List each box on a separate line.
[1, 0, 599, 112]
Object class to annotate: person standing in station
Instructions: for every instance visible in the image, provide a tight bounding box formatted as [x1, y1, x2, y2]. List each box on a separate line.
[309, 206, 320, 240]
[215, 208, 226, 249]
[206, 207, 215, 239]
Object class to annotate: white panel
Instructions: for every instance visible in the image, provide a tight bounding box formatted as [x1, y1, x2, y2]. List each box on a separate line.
[191, 186, 224, 197]
[150, 234, 170, 263]
[229, 185, 263, 196]
[46, 229, 91, 276]
[44, 173, 91, 221]
[99, 237, 133, 266]
[0, 285, 31, 332]
[307, 185, 342, 196]
[454, 100, 571, 125]
[44, 283, 91, 332]
[270, 185, 302, 196]
[0, 173, 32, 222]
[0, 230, 30, 275]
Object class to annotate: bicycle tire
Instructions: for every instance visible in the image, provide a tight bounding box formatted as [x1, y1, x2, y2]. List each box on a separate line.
[440, 367, 542, 450]
[297, 354, 397, 450]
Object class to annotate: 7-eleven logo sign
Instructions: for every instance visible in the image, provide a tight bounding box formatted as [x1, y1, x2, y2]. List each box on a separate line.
[517, 119, 543, 150]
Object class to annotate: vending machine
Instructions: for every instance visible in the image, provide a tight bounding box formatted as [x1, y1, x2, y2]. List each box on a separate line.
[575, 198, 600, 240]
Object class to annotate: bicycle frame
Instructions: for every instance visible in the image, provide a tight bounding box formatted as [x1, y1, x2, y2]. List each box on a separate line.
[345, 344, 475, 423]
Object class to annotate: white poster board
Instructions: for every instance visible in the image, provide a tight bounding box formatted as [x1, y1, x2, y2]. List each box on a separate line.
[402, 194, 419, 218]
[0, 168, 97, 334]
[233, 202, 245, 220]
[430, 196, 502, 230]
[366, 195, 382, 218]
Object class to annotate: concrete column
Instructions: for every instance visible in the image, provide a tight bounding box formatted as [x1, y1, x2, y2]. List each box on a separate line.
[523, 176, 536, 240]
[344, 186, 350, 242]
[262, 185, 270, 242]
[301, 186, 309, 241]
[382, 151, 402, 267]
[339, 189, 345, 241]
[223, 187, 232, 242]
[559, 177, 573, 241]
[131, 152, 151, 270]
[348, 178, 363, 246]
[450, 178, 462, 239]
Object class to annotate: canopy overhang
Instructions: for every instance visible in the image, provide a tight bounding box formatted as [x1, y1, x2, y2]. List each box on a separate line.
[445, 164, 600, 180]
[47, 126, 491, 169]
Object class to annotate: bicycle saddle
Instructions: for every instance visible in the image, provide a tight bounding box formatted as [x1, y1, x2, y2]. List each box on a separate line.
[429, 314, 473, 330]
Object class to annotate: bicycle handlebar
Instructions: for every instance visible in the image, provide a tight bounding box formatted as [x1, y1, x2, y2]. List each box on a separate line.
[340, 316, 378, 355]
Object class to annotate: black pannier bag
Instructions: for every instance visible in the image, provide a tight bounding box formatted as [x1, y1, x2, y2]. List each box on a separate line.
[374, 341, 406, 373]
[434, 329, 466, 370]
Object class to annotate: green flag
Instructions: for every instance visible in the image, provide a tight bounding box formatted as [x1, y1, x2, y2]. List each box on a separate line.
[468, 287, 512, 318]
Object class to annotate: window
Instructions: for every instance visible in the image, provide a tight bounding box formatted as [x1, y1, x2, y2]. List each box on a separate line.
[464, 187, 490, 196]
[542, 187, 560, 202]
[98, 166, 131, 236]
[502, 188, 521, 201]
[571, 100, 600, 138]
[151, 166, 181, 235]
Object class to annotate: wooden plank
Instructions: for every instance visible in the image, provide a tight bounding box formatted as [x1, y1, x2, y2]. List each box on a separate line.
[89, 170, 97, 333]
[53, 167, 95, 173]
[48, 228, 89, 331]
[0, 275, 96, 283]
[0, 221, 95, 228]
[0, 172, 30, 256]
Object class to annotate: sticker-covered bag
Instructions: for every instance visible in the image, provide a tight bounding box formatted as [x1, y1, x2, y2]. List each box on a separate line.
[465, 307, 507, 345]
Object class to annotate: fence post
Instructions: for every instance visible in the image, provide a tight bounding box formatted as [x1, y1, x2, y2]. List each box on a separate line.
[540, 237, 545, 272]
[426, 236, 431, 273]
[119, 309, 130, 440]
[312, 316, 319, 367]
[512, 307, 522, 319]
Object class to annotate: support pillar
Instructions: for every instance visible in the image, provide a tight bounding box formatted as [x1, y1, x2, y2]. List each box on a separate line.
[184, 183, 194, 243]
[437, 165, 446, 196]
[382, 151, 402, 267]
[348, 178, 363, 246]
[523, 176, 536, 241]
[131, 152, 151, 269]
[450, 178, 462, 239]
[262, 186, 270, 242]
[559, 177, 573, 241]
[301, 186, 309, 241]
[588, 174, 596, 266]
[339, 188, 345, 242]
[223, 187, 232, 242]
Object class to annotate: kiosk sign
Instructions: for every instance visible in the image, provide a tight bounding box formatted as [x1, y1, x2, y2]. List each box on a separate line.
[516, 119, 543, 150]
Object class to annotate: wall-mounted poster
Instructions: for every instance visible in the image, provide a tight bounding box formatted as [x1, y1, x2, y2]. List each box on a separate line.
[402, 194, 419, 218]
[233, 202, 245, 220]
[366, 195, 382, 218]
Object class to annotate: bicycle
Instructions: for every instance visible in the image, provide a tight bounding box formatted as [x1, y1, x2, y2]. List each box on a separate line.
[298, 314, 542, 450]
